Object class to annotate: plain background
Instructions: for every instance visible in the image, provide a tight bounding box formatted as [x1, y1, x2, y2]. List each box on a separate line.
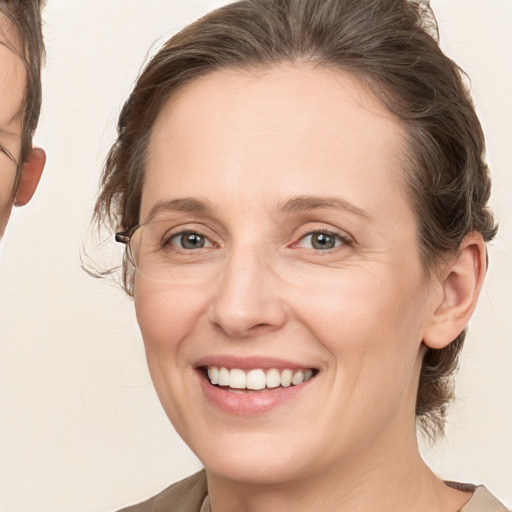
[0, 1, 510, 511]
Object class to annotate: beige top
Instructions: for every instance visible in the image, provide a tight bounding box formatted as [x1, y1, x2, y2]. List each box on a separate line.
[117, 471, 510, 512]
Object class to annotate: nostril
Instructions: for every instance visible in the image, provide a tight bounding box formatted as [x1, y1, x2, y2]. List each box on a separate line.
[250, 323, 273, 333]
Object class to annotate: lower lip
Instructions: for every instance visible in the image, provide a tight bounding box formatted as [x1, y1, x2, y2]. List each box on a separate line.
[198, 371, 314, 416]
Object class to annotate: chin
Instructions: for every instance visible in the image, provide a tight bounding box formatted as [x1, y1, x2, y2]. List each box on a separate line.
[188, 428, 316, 485]
[203, 451, 306, 486]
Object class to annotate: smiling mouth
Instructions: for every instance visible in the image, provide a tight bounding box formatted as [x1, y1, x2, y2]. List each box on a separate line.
[203, 366, 317, 392]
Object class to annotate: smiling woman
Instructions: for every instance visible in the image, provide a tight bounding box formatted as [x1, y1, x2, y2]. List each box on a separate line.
[92, 0, 508, 511]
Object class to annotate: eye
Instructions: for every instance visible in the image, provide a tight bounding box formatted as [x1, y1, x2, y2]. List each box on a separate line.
[167, 231, 214, 250]
[296, 231, 348, 251]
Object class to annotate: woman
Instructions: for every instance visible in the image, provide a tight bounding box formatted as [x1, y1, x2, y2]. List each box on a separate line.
[93, 0, 509, 510]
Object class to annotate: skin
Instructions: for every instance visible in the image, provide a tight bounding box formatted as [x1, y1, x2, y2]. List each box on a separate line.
[135, 65, 485, 512]
[0, 13, 45, 238]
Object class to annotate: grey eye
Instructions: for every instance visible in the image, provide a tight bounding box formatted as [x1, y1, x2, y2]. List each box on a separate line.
[169, 231, 212, 250]
[310, 232, 336, 250]
[298, 231, 343, 251]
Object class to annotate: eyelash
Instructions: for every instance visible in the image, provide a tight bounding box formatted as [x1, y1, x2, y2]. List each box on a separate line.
[161, 228, 352, 253]
[163, 230, 217, 251]
[291, 229, 353, 252]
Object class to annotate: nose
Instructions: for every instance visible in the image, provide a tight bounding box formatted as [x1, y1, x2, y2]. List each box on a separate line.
[207, 247, 287, 339]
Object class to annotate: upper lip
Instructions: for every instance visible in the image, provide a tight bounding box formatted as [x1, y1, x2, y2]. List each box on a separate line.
[194, 355, 317, 371]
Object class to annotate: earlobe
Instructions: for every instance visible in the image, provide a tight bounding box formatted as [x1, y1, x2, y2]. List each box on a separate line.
[14, 147, 46, 207]
[423, 233, 487, 350]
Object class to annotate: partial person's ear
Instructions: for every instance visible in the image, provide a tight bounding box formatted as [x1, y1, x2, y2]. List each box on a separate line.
[423, 233, 487, 349]
[14, 147, 46, 207]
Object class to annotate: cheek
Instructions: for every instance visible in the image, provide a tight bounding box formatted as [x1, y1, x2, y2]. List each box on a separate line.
[288, 265, 429, 402]
[295, 268, 426, 345]
[134, 279, 209, 356]
[134, 280, 208, 429]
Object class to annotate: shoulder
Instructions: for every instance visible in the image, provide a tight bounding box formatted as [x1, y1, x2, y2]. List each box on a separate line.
[116, 470, 208, 512]
[456, 484, 510, 512]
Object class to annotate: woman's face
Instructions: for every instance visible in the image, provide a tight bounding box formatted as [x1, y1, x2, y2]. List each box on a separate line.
[135, 65, 439, 485]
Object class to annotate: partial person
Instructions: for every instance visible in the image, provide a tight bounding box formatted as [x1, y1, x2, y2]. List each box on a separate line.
[92, 0, 509, 510]
[0, 0, 45, 238]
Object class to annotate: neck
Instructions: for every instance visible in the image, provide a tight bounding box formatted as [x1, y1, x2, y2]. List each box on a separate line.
[206, 424, 470, 512]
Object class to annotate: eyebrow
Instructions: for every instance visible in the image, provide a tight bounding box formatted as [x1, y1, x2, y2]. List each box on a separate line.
[145, 194, 370, 223]
[278, 195, 371, 219]
[145, 197, 214, 222]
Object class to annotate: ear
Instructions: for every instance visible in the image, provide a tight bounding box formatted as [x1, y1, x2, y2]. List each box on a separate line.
[14, 147, 46, 207]
[423, 233, 487, 349]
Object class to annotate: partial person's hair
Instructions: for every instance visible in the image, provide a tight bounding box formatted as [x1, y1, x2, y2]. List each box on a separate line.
[0, 0, 45, 187]
[92, 0, 497, 438]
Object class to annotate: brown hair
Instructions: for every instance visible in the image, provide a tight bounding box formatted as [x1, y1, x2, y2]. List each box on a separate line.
[93, 0, 497, 438]
[0, 0, 45, 187]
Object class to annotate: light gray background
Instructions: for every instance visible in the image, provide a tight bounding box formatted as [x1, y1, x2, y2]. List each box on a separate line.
[0, 1, 510, 511]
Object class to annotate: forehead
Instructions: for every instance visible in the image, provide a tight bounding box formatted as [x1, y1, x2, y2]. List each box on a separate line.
[143, 64, 409, 218]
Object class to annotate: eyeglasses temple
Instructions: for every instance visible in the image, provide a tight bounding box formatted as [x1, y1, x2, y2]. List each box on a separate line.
[0, 144, 18, 166]
[115, 232, 130, 244]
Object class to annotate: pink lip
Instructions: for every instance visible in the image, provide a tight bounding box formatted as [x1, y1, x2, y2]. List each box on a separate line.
[198, 374, 313, 416]
[194, 355, 313, 371]
[193, 355, 317, 416]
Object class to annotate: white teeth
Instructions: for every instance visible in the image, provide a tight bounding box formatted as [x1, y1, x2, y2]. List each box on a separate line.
[206, 366, 315, 390]
[229, 368, 246, 389]
[246, 369, 266, 390]
[291, 370, 305, 386]
[207, 366, 219, 385]
[218, 367, 230, 386]
[266, 368, 281, 388]
[280, 369, 293, 387]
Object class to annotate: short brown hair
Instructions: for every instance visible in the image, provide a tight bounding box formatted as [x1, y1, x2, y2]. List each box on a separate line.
[0, 0, 45, 187]
[93, 0, 497, 438]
